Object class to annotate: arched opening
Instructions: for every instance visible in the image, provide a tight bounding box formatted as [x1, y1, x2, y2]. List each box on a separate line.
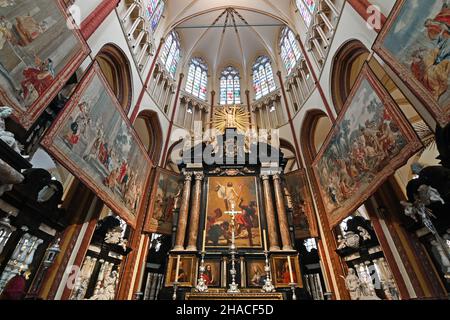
[280, 138, 299, 173]
[164, 139, 184, 173]
[301, 110, 333, 160]
[331, 40, 370, 112]
[134, 110, 163, 164]
[95, 44, 133, 112]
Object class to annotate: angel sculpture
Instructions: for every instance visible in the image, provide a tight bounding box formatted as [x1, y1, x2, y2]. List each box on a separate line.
[400, 183, 445, 234]
[417, 185, 445, 206]
[400, 201, 419, 223]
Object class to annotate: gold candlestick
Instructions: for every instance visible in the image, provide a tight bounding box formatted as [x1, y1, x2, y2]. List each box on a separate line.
[263, 230, 268, 252]
[175, 255, 181, 281]
[287, 256, 294, 284]
[202, 230, 206, 253]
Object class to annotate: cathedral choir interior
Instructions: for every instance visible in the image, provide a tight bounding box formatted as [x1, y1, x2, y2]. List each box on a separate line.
[1, 0, 450, 305]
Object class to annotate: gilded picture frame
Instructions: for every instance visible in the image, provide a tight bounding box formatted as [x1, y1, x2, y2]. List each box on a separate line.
[245, 259, 267, 288]
[144, 167, 182, 235]
[284, 169, 318, 239]
[204, 176, 263, 249]
[165, 255, 197, 287]
[195, 259, 221, 288]
[271, 255, 303, 288]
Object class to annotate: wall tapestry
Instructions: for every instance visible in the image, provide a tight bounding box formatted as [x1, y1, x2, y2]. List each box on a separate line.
[373, 0, 450, 126]
[42, 63, 152, 227]
[312, 64, 422, 227]
[0, 0, 89, 129]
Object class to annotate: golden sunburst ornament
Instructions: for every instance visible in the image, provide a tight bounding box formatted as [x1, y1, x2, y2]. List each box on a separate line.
[211, 105, 251, 134]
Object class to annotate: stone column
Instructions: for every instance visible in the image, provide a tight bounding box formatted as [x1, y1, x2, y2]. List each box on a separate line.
[186, 172, 204, 251]
[261, 175, 280, 251]
[273, 174, 293, 250]
[173, 172, 193, 251]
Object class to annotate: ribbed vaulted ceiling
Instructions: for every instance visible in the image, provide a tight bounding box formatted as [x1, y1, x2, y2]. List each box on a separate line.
[162, 0, 294, 84]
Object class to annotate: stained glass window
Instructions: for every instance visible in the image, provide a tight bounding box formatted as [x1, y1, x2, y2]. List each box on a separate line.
[220, 66, 241, 105]
[145, 0, 159, 18]
[253, 56, 276, 100]
[296, 0, 316, 27]
[145, 0, 165, 32]
[280, 27, 302, 75]
[161, 31, 181, 78]
[185, 58, 208, 100]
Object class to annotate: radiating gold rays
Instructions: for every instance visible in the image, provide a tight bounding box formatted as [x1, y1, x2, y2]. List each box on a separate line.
[211, 105, 250, 134]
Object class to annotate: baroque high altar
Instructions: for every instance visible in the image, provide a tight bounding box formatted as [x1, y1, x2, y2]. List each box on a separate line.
[164, 117, 305, 300]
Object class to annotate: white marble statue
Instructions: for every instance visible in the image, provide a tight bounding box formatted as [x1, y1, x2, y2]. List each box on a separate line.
[104, 226, 124, 245]
[90, 270, 119, 300]
[417, 185, 445, 206]
[0, 106, 26, 157]
[0, 158, 24, 196]
[337, 235, 347, 250]
[343, 268, 362, 300]
[400, 201, 419, 222]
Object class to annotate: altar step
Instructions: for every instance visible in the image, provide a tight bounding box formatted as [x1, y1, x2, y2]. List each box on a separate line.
[185, 290, 284, 300]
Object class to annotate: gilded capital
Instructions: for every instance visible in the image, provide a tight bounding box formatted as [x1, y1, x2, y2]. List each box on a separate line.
[194, 172, 205, 181]
[184, 172, 193, 181]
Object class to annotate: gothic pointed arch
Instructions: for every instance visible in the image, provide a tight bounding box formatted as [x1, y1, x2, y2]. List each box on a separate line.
[165, 139, 184, 173]
[280, 138, 299, 173]
[134, 110, 163, 164]
[95, 43, 133, 112]
[330, 40, 370, 113]
[301, 109, 332, 162]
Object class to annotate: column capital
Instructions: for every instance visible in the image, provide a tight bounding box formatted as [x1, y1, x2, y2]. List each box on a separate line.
[194, 172, 205, 181]
[272, 173, 282, 181]
[184, 171, 193, 181]
[260, 174, 271, 181]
